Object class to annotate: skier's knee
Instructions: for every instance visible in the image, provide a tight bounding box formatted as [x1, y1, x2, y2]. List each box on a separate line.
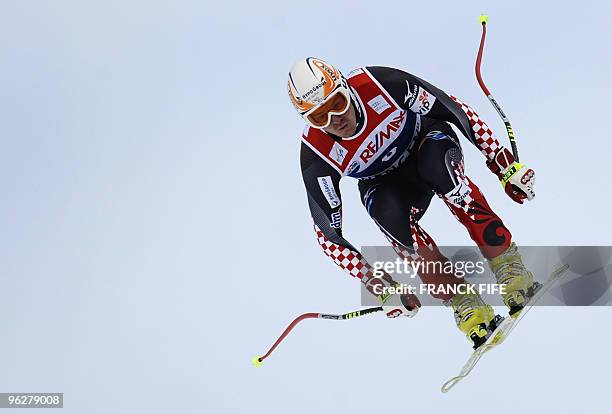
[417, 136, 463, 194]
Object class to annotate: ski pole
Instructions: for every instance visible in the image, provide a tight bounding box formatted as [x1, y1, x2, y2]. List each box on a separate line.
[475, 15, 520, 161]
[252, 306, 383, 366]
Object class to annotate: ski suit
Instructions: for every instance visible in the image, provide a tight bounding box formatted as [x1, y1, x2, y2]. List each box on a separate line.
[300, 66, 513, 301]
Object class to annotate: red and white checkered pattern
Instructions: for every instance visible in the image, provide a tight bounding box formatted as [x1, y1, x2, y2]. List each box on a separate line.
[386, 235, 420, 262]
[380, 207, 435, 260]
[314, 224, 374, 280]
[450, 95, 500, 161]
[409, 207, 436, 250]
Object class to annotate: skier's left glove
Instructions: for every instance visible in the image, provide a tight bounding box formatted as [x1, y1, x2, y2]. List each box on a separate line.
[487, 147, 535, 204]
[380, 288, 421, 318]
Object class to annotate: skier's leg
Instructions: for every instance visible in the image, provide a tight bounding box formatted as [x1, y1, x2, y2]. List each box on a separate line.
[416, 121, 535, 314]
[359, 171, 497, 348]
[416, 123, 511, 258]
[358, 173, 462, 302]
[400, 207, 499, 348]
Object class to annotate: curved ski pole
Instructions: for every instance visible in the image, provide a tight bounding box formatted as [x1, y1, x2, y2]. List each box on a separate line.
[252, 306, 383, 366]
[475, 15, 520, 161]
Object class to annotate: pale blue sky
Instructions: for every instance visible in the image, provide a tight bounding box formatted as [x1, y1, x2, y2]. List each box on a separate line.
[0, 1, 610, 413]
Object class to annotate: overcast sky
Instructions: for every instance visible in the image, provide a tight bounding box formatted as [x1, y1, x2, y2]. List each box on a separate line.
[1, 1, 610, 413]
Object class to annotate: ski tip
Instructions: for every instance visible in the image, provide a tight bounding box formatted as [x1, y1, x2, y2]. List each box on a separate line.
[441, 378, 458, 393]
[479, 15, 489, 24]
[251, 356, 263, 367]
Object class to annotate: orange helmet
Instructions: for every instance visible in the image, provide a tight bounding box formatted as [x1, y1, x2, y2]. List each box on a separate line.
[287, 57, 352, 129]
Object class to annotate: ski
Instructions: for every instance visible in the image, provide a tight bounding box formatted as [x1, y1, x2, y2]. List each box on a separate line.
[441, 263, 570, 393]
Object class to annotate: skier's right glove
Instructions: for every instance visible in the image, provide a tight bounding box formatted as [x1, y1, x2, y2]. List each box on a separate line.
[380, 288, 421, 318]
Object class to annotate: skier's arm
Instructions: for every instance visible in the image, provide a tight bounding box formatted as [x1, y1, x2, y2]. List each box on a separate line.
[300, 143, 379, 292]
[367, 66, 501, 161]
[300, 143, 420, 314]
[368, 66, 535, 202]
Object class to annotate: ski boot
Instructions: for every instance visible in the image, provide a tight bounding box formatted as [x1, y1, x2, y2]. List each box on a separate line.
[487, 242, 542, 317]
[450, 291, 504, 349]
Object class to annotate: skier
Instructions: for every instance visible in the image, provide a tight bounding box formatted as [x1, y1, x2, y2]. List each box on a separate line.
[288, 57, 537, 348]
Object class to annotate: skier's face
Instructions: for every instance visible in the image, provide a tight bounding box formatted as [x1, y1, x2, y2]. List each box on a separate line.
[323, 102, 357, 138]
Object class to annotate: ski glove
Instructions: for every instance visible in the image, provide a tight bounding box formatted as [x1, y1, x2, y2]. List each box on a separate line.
[380, 289, 421, 318]
[487, 147, 535, 204]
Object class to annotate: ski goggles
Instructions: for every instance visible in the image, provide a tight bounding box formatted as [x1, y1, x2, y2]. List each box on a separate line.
[304, 88, 351, 129]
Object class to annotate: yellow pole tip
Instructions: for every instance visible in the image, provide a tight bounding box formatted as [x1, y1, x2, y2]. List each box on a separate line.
[479, 15, 489, 24]
[252, 356, 263, 367]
